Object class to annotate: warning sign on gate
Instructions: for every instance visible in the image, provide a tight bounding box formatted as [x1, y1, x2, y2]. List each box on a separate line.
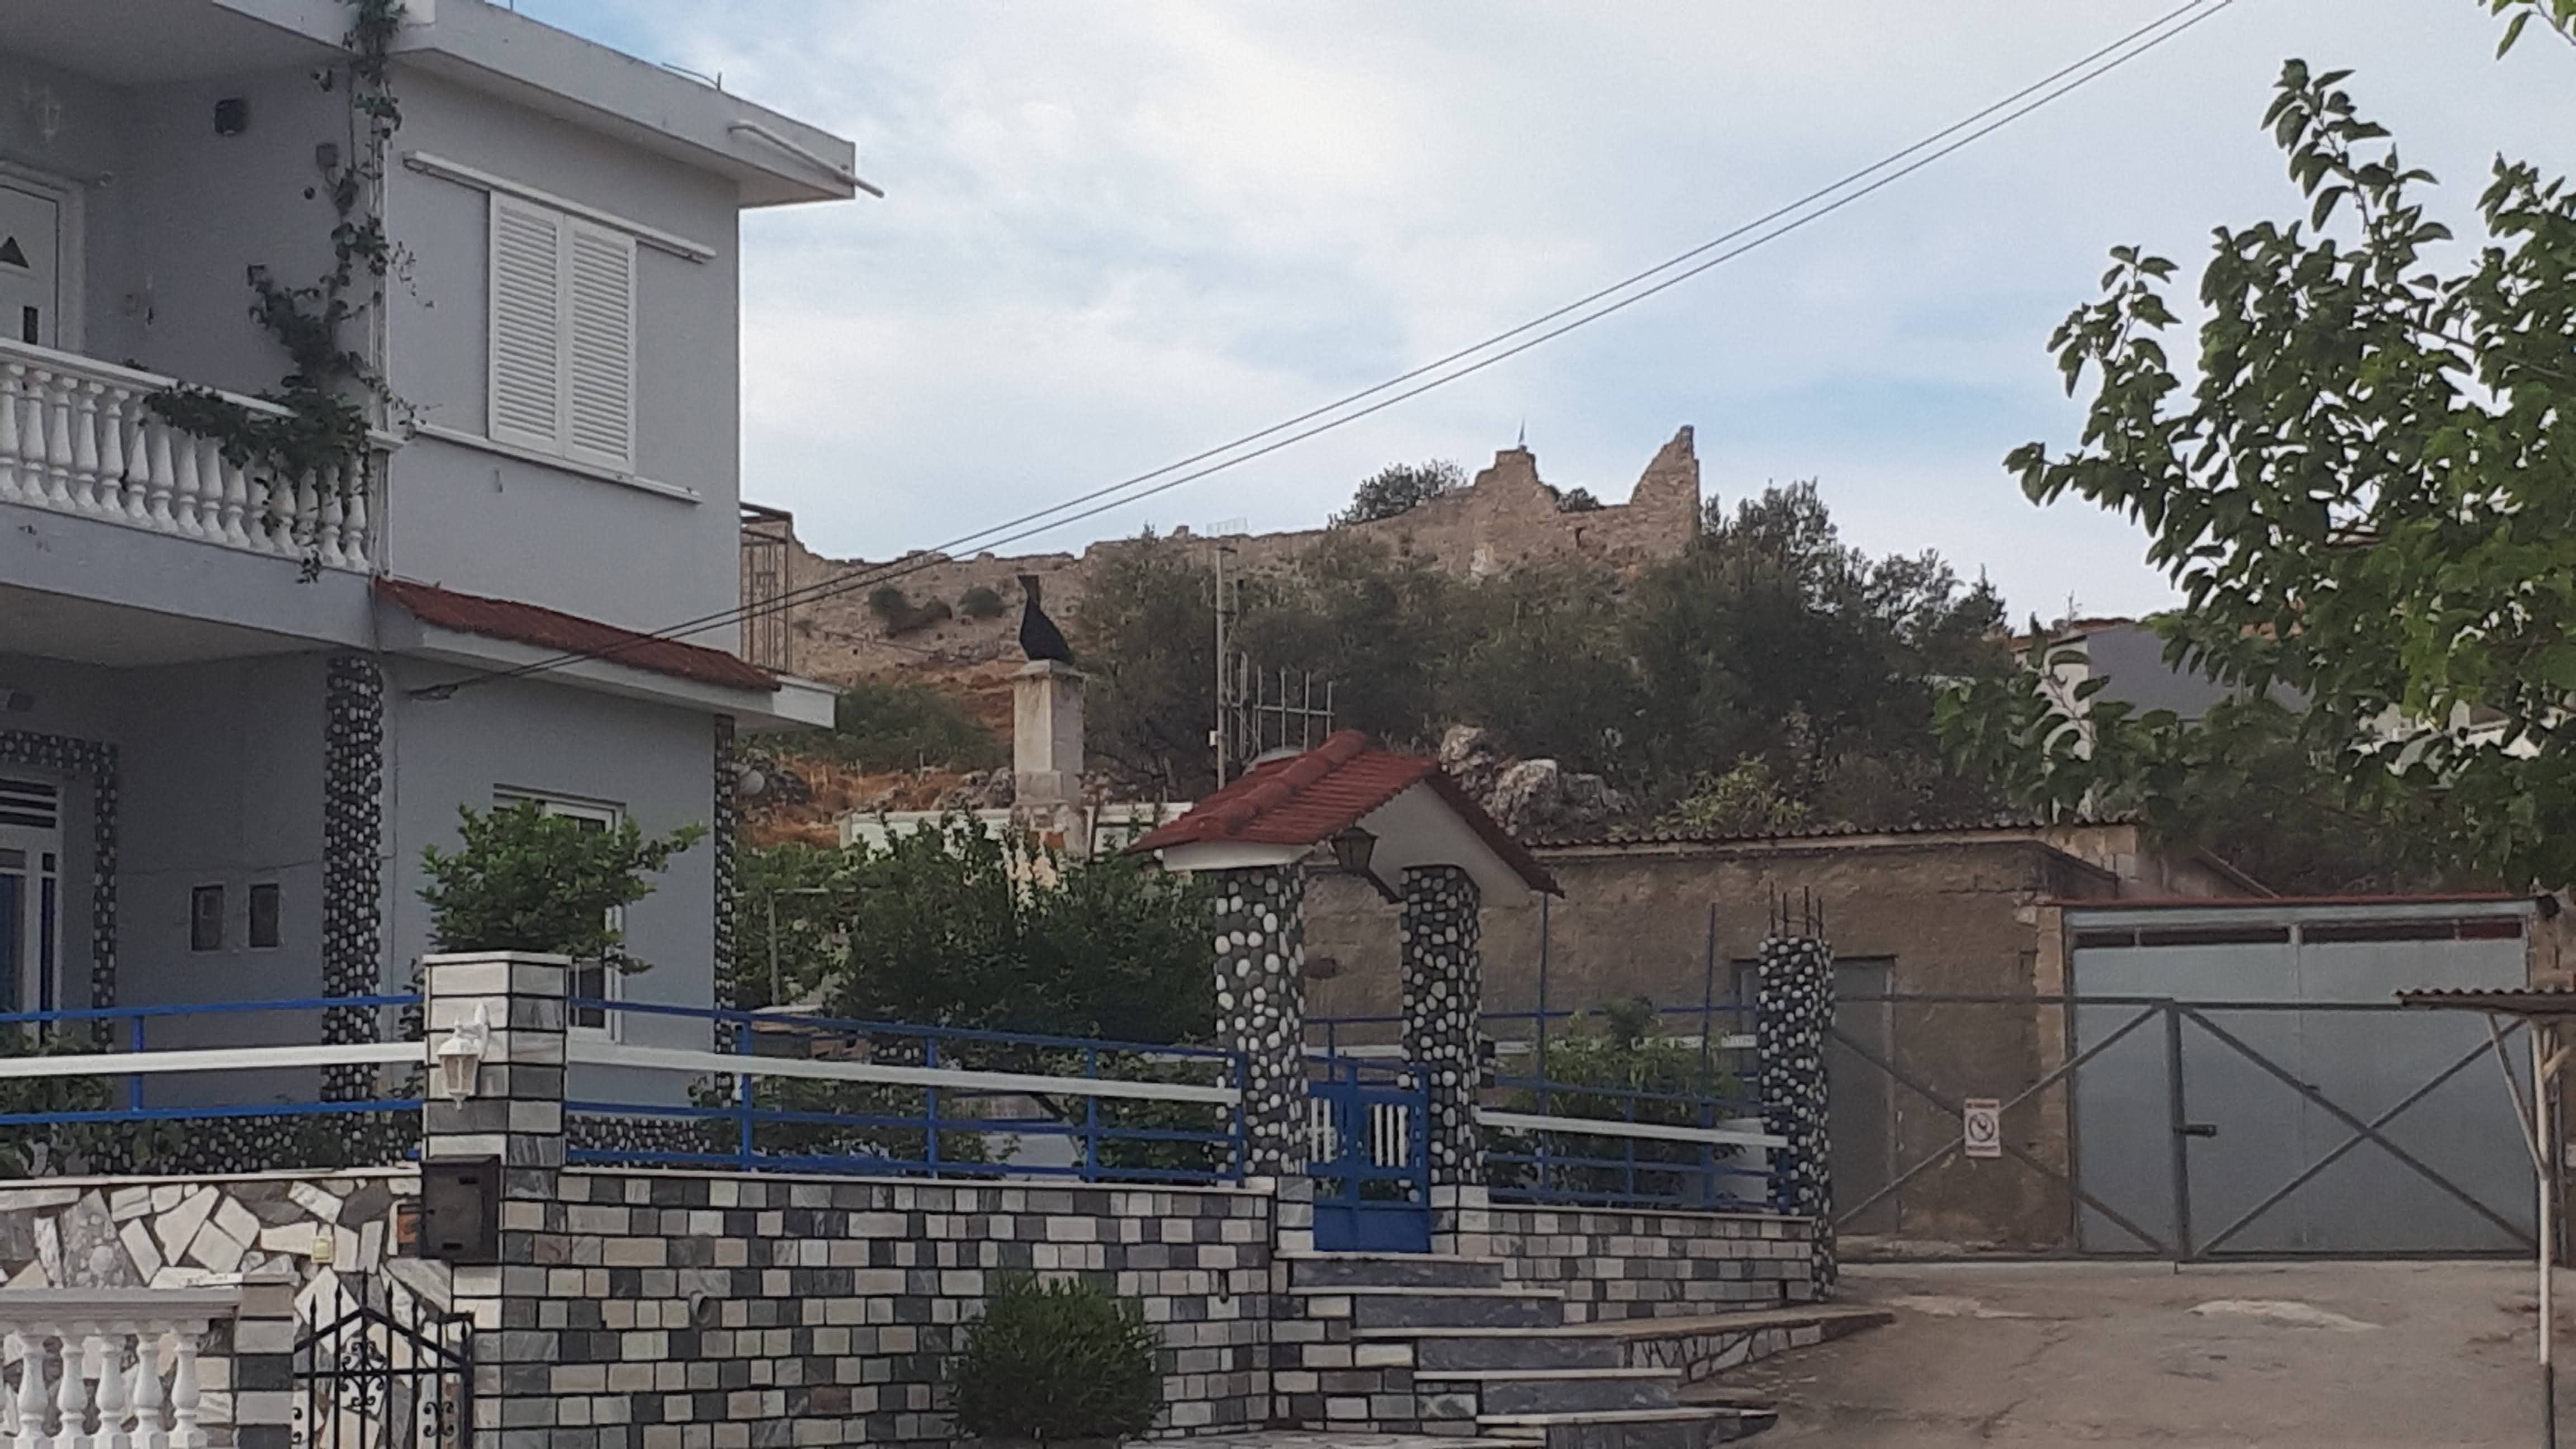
[1963, 1098, 2002, 1159]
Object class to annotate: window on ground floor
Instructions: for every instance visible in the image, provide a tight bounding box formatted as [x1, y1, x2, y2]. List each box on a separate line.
[495, 790, 623, 1035]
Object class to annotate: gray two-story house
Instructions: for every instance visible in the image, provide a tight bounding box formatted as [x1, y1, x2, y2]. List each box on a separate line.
[0, 0, 849, 1088]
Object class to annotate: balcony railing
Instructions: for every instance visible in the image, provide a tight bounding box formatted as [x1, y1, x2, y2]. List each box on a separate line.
[0, 1289, 226, 1449]
[0, 341, 382, 571]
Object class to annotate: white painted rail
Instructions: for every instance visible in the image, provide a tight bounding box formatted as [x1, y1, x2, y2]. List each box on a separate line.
[0, 339, 386, 570]
[1479, 1109, 1787, 1150]
[572, 1040, 1242, 1105]
[0, 1289, 233, 1449]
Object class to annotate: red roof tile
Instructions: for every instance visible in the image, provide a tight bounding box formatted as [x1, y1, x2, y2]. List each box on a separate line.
[377, 578, 779, 692]
[1125, 730, 1559, 893]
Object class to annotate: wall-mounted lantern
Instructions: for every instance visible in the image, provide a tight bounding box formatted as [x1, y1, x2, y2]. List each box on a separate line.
[1329, 826, 1400, 903]
[434, 1003, 490, 1103]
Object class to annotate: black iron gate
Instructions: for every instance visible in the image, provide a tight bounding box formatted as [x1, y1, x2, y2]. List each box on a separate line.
[295, 1289, 474, 1449]
[1826, 993, 2537, 1259]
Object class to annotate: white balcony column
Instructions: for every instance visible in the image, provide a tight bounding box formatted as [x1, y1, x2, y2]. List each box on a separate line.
[166, 427, 204, 539]
[210, 437, 250, 551]
[95, 385, 131, 522]
[68, 382, 102, 517]
[140, 423, 177, 534]
[33, 371, 69, 512]
[0, 363, 25, 505]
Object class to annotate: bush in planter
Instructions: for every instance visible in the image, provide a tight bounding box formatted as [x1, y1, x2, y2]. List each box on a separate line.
[418, 801, 705, 972]
[951, 1275, 1162, 1445]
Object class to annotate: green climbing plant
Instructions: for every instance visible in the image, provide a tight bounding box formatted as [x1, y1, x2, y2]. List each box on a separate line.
[145, 0, 410, 575]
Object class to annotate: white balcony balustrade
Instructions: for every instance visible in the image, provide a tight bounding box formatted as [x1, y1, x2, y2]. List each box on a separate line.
[0, 1291, 227, 1449]
[0, 340, 382, 571]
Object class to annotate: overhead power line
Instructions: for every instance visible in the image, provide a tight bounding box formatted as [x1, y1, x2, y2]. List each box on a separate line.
[415, 0, 2234, 698]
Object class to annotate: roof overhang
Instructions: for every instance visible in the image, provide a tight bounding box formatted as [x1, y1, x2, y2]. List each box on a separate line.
[383, 0, 866, 206]
[1151, 776, 1558, 899]
[378, 608, 833, 731]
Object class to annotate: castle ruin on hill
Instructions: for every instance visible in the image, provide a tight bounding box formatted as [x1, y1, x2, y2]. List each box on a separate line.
[774, 427, 1705, 683]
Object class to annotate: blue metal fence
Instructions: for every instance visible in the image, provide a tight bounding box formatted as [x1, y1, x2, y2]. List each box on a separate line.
[0, 995, 424, 1129]
[561, 998, 1249, 1186]
[1310, 1002, 1777, 1212]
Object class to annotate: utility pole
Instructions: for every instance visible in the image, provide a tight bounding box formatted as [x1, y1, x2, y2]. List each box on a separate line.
[1212, 539, 1228, 788]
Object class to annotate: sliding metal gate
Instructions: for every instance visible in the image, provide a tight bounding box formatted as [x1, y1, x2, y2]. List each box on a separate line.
[1829, 899, 2538, 1258]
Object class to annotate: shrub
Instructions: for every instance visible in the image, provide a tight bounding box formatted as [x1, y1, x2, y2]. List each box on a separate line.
[951, 1276, 1162, 1443]
[960, 584, 1008, 620]
[868, 585, 954, 636]
[1486, 996, 1748, 1204]
[418, 801, 704, 973]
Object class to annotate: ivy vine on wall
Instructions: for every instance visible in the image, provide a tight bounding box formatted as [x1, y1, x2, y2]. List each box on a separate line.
[145, 0, 411, 576]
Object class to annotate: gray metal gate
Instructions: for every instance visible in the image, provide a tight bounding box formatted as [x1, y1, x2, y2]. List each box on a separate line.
[1828, 896, 2540, 1258]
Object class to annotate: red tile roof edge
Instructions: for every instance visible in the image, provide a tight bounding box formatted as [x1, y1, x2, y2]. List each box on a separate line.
[377, 577, 779, 693]
[1125, 730, 1559, 894]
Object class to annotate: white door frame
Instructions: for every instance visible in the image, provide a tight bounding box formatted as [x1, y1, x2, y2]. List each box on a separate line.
[0, 775, 65, 1016]
[0, 160, 84, 355]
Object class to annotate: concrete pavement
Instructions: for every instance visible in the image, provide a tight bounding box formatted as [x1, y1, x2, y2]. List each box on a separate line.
[1716, 1259, 2555, 1447]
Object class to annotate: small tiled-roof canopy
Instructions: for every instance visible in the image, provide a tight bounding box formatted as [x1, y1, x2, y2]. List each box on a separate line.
[377, 577, 779, 692]
[1125, 730, 1561, 897]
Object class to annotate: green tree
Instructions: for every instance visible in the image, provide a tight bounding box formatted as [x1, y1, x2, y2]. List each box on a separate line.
[1951, 59, 2576, 890]
[1625, 482, 2010, 814]
[1332, 458, 1467, 525]
[736, 818, 1214, 1046]
[418, 801, 704, 972]
[770, 679, 1003, 774]
[1075, 539, 1231, 795]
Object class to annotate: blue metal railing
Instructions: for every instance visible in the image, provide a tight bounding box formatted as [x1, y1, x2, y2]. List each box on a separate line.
[1309, 1004, 1777, 1212]
[0, 994, 424, 1129]
[562, 998, 1249, 1186]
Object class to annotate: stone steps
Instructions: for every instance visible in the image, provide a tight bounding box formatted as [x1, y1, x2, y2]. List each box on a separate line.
[1280, 1254, 1881, 1444]
[1424, 1367, 1684, 1417]
[1479, 1406, 1778, 1447]
[1283, 1251, 1509, 1291]
[1292, 1282, 1573, 1331]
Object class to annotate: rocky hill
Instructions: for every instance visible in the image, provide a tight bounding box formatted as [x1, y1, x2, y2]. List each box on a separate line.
[771, 429, 1703, 686]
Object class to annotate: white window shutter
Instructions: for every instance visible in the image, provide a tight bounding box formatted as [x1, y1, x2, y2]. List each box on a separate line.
[563, 219, 637, 472]
[487, 196, 566, 453]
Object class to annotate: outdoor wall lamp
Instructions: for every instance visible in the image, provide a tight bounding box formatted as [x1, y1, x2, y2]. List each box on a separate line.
[435, 1004, 491, 1104]
[1329, 826, 1401, 904]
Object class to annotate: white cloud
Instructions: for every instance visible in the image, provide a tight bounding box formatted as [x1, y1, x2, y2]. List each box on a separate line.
[514, 0, 2576, 619]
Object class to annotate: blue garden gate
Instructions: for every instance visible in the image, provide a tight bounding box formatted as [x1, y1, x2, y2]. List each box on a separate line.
[1306, 1058, 1432, 1253]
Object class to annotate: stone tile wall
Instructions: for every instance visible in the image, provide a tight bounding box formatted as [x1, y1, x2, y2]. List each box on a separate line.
[0, 1169, 426, 1445]
[1485, 1205, 1813, 1323]
[466, 1169, 1274, 1448]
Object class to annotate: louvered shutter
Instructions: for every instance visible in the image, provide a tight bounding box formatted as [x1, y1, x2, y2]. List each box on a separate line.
[564, 219, 637, 472]
[487, 196, 565, 453]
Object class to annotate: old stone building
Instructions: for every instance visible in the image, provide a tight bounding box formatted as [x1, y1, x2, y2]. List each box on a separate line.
[1300, 818, 2261, 1250]
[775, 429, 1705, 681]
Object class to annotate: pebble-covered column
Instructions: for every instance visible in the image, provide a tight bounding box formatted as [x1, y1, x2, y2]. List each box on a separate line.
[1400, 864, 1485, 1188]
[1209, 865, 1311, 1178]
[1757, 931, 1836, 1295]
[322, 655, 385, 1100]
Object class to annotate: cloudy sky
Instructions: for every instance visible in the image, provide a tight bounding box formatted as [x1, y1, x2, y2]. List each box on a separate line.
[510, 0, 2570, 621]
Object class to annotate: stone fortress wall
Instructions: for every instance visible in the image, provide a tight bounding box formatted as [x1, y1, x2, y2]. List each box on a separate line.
[776, 428, 1706, 683]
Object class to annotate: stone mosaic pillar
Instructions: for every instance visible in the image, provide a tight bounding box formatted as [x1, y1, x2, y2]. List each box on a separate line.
[421, 951, 569, 1176]
[322, 656, 386, 1099]
[712, 717, 741, 1049]
[1400, 864, 1484, 1189]
[1756, 931, 1836, 1295]
[1208, 865, 1310, 1179]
